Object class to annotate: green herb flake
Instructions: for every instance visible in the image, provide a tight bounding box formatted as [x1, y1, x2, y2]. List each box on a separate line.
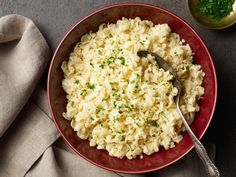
[74, 80, 80, 84]
[151, 120, 159, 127]
[109, 34, 113, 38]
[140, 41, 145, 46]
[115, 116, 120, 122]
[118, 56, 125, 65]
[112, 88, 118, 92]
[90, 62, 94, 68]
[113, 101, 117, 108]
[146, 118, 159, 127]
[124, 104, 132, 111]
[118, 110, 123, 114]
[87, 83, 96, 90]
[116, 130, 125, 134]
[96, 105, 105, 112]
[107, 57, 115, 65]
[99, 64, 104, 69]
[121, 136, 125, 141]
[80, 89, 87, 96]
[98, 50, 102, 55]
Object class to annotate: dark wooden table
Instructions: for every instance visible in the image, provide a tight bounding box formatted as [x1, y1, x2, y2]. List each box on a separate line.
[1, 1, 236, 176]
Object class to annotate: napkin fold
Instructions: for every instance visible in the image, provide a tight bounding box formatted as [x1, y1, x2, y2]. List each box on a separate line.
[0, 14, 216, 177]
[0, 14, 50, 137]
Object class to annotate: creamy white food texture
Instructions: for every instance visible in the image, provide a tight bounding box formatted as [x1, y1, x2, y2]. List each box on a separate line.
[61, 17, 205, 159]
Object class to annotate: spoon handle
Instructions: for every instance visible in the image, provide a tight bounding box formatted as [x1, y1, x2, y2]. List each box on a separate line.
[177, 104, 220, 177]
[192, 136, 220, 177]
[138, 50, 220, 176]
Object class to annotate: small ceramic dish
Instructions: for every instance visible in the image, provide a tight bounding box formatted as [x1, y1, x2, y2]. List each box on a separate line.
[187, 0, 236, 29]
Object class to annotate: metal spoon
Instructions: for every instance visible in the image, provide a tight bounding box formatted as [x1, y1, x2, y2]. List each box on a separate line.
[137, 51, 220, 177]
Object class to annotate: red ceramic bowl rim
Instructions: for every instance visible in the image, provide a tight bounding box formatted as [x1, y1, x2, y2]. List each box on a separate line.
[47, 2, 218, 174]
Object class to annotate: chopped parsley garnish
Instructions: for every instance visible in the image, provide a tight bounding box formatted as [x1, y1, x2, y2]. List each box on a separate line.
[199, 0, 234, 21]
[90, 62, 94, 68]
[117, 105, 124, 114]
[115, 116, 120, 122]
[107, 57, 115, 65]
[74, 80, 80, 84]
[151, 120, 159, 127]
[112, 88, 118, 92]
[99, 64, 104, 69]
[124, 104, 132, 111]
[146, 119, 159, 127]
[87, 83, 96, 90]
[80, 89, 87, 96]
[116, 130, 125, 134]
[96, 105, 105, 112]
[118, 57, 125, 65]
[140, 41, 145, 46]
[98, 50, 102, 55]
[118, 110, 123, 114]
[121, 136, 125, 141]
[112, 93, 117, 97]
[109, 34, 113, 38]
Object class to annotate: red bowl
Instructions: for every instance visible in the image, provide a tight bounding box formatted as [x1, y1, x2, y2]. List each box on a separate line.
[47, 3, 217, 173]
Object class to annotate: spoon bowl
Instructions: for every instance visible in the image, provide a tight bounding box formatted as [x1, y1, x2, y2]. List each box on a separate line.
[187, 0, 236, 29]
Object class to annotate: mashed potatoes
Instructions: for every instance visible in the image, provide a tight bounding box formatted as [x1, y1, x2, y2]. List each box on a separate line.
[61, 17, 205, 159]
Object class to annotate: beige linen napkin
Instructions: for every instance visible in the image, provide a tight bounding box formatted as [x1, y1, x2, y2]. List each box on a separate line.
[0, 14, 216, 177]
